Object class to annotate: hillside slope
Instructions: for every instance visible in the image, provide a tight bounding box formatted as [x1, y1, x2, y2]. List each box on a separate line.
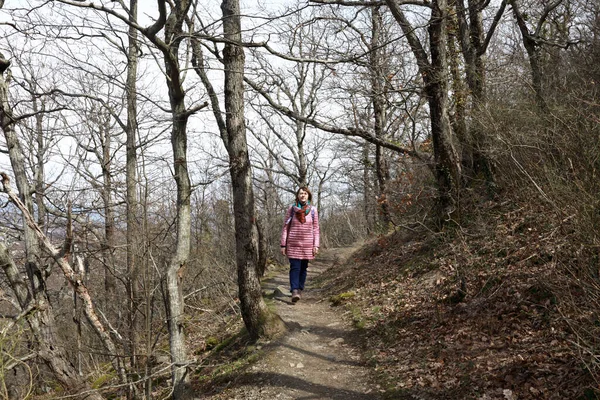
[317, 200, 598, 399]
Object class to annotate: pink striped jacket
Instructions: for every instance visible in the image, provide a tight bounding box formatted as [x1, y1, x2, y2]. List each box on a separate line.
[280, 205, 320, 260]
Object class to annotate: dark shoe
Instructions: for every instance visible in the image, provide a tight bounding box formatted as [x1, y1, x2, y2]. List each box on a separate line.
[291, 289, 300, 303]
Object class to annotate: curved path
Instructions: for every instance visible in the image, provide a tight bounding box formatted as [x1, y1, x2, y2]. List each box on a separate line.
[207, 248, 381, 400]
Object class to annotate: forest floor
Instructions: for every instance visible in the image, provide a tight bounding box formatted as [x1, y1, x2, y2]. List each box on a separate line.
[198, 246, 383, 400]
[196, 200, 599, 400]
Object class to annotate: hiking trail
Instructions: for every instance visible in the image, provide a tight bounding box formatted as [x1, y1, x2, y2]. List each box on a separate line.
[205, 247, 382, 400]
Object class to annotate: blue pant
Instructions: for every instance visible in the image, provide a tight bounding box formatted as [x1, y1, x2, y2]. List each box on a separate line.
[289, 258, 309, 292]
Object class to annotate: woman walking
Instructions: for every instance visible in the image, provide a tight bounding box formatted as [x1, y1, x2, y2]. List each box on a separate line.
[280, 186, 320, 303]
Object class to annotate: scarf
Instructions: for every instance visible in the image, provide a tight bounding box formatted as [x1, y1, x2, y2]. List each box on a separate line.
[292, 201, 311, 224]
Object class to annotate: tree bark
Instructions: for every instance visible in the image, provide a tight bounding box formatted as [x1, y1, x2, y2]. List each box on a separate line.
[510, 0, 550, 112]
[427, 0, 462, 217]
[256, 217, 268, 278]
[370, 4, 392, 229]
[158, 1, 194, 397]
[30, 86, 47, 233]
[100, 111, 117, 297]
[447, 15, 469, 169]
[454, 0, 506, 184]
[125, 0, 140, 391]
[221, 0, 285, 340]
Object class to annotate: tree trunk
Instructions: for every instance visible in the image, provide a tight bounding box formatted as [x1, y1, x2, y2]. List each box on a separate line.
[221, 0, 285, 340]
[100, 112, 117, 297]
[31, 89, 47, 233]
[428, 0, 462, 219]
[125, 0, 140, 391]
[256, 217, 267, 278]
[447, 15, 470, 170]
[165, 63, 191, 400]
[362, 143, 375, 234]
[385, 0, 462, 221]
[510, 0, 549, 112]
[454, 0, 504, 186]
[161, 2, 193, 396]
[370, 4, 392, 229]
[166, 90, 192, 399]
[296, 120, 308, 187]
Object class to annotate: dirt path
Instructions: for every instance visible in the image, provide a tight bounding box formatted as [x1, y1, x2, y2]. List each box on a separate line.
[206, 248, 382, 400]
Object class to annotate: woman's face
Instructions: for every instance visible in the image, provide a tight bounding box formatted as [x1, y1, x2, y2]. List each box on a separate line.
[297, 189, 309, 203]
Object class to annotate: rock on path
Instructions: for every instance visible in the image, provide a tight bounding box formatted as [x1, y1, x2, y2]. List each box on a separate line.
[206, 248, 381, 400]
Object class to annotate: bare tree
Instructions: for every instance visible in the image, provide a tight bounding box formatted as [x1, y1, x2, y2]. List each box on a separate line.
[0, 49, 111, 399]
[125, 0, 142, 382]
[509, 0, 572, 112]
[245, 9, 333, 191]
[369, 2, 393, 227]
[452, 0, 506, 183]
[384, 0, 462, 221]
[142, 2, 196, 396]
[190, 0, 286, 340]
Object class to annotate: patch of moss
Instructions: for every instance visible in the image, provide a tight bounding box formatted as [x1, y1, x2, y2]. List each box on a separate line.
[205, 336, 220, 350]
[350, 306, 365, 329]
[257, 308, 286, 339]
[330, 291, 356, 306]
[194, 331, 264, 392]
[91, 371, 116, 389]
[212, 331, 242, 353]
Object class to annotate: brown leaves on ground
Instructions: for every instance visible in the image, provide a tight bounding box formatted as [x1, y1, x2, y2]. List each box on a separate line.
[318, 200, 599, 400]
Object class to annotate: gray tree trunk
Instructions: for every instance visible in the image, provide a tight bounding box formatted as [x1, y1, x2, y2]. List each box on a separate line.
[370, 4, 392, 229]
[427, 0, 462, 218]
[386, 0, 462, 221]
[454, 0, 506, 185]
[125, 0, 140, 390]
[30, 86, 47, 232]
[154, 1, 193, 397]
[100, 112, 117, 297]
[510, 0, 550, 112]
[221, 0, 285, 340]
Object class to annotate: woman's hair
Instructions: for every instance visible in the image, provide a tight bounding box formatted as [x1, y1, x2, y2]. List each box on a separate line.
[296, 186, 313, 202]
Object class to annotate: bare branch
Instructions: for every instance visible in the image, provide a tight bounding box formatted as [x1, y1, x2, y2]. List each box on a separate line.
[146, 0, 167, 38]
[535, 0, 564, 37]
[479, 0, 507, 56]
[384, 0, 431, 72]
[182, 101, 209, 117]
[245, 78, 429, 160]
[311, 0, 431, 7]
[54, 0, 170, 51]
[10, 107, 68, 124]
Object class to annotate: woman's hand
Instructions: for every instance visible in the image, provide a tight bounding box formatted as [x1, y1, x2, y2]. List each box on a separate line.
[313, 247, 319, 256]
[281, 247, 286, 256]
